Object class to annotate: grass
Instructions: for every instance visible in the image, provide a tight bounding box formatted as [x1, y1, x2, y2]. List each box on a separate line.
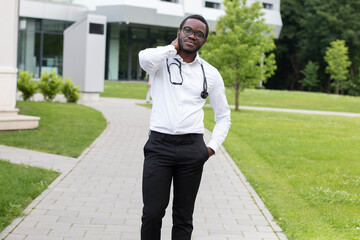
[225, 88, 360, 113]
[0, 160, 59, 232]
[0, 101, 107, 158]
[203, 108, 360, 239]
[101, 81, 148, 99]
[102, 81, 360, 113]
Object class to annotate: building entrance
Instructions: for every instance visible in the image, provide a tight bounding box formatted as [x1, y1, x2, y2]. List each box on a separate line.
[129, 41, 147, 80]
[106, 23, 177, 81]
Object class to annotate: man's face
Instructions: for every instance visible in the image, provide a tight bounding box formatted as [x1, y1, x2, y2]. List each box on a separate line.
[178, 18, 207, 54]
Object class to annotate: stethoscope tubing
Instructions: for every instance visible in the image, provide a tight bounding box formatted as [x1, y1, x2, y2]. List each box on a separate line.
[166, 58, 208, 99]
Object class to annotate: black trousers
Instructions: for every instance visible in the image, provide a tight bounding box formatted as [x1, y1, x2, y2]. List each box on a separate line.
[141, 131, 209, 240]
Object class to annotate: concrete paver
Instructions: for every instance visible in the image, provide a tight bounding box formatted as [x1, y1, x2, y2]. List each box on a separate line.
[1, 97, 286, 240]
[0, 145, 78, 172]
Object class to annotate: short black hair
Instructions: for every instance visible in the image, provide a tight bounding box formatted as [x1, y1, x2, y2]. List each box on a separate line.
[179, 14, 209, 38]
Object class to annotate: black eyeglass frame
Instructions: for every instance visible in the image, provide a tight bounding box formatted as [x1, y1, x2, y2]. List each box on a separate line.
[182, 26, 206, 40]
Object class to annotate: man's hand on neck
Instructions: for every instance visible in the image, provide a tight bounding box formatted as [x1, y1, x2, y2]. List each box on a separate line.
[171, 37, 197, 63]
[171, 37, 180, 53]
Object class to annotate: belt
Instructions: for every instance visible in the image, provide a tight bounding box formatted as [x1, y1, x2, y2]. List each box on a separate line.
[149, 130, 203, 142]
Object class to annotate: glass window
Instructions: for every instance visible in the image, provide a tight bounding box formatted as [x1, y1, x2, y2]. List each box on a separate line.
[119, 25, 129, 79]
[263, 3, 273, 9]
[105, 23, 177, 80]
[42, 34, 64, 75]
[130, 41, 147, 80]
[161, 0, 179, 3]
[205, 1, 221, 9]
[150, 28, 167, 47]
[105, 23, 121, 80]
[35, 19, 42, 32]
[131, 27, 148, 40]
[17, 18, 72, 78]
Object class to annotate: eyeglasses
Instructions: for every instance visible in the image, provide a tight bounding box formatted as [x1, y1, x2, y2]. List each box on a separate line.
[182, 26, 205, 40]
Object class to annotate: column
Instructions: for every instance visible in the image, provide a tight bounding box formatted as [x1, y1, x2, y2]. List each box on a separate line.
[0, 0, 40, 130]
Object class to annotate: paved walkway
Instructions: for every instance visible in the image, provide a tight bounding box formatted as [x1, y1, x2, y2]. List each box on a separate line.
[232, 105, 360, 117]
[0, 98, 288, 240]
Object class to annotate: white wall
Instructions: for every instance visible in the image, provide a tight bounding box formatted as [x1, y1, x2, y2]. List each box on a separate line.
[20, 0, 282, 37]
[63, 14, 106, 93]
[20, 0, 87, 21]
[63, 17, 87, 90]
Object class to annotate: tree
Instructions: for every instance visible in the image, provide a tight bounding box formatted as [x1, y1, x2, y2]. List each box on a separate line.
[270, 0, 360, 93]
[324, 40, 351, 94]
[300, 61, 319, 91]
[201, 0, 276, 111]
[267, 0, 304, 90]
[345, 73, 360, 96]
[296, 0, 360, 92]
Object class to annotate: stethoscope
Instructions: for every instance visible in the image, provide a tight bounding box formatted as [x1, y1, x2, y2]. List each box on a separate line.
[166, 58, 208, 99]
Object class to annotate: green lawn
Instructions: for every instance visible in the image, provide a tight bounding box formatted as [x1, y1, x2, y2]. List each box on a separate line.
[101, 81, 149, 99]
[0, 160, 59, 232]
[102, 81, 360, 113]
[225, 88, 360, 113]
[203, 108, 360, 239]
[0, 101, 107, 233]
[0, 101, 107, 158]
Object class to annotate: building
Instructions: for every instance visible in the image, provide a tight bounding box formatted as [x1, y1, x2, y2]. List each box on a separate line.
[18, 0, 282, 81]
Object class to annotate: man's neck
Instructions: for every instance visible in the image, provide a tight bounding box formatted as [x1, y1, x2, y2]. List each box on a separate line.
[179, 50, 197, 63]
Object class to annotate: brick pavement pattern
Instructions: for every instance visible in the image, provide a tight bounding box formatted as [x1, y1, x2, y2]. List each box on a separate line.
[1, 98, 287, 240]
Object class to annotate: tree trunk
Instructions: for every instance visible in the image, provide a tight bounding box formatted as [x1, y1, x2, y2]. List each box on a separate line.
[235, 83, 240, 111]
[290, 53, 300, 90]
[324, 74, 330, 93]
[259, 52, 264, 87]
[336, 80, 339, 94]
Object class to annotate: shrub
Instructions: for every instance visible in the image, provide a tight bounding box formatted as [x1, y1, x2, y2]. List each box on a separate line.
[38, 71, 62, 102]
[300, 61, 319, 91]
[17, 70, 37, 101]
[62, 78, 80, 103]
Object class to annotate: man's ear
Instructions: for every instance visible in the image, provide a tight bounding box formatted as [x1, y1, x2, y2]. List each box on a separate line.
[177, 29, 180, 37]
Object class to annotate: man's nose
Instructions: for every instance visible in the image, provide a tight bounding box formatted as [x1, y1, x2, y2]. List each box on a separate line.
[188, 32, 196, 39]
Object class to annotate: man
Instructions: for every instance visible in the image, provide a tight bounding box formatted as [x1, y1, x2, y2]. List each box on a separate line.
[139, 15, 231, 240]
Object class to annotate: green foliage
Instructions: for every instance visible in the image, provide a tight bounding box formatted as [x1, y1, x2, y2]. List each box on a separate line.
[38, 71, 63, 102]
[62, 78, 80, 103]
[324, 40, 351, 94]
[346, 69, 360, 96]
[271, 0, 360, 93]
[300, 61, 319, 91]
[16, 70, 37, 101]
[201, 0, 276, 110]
[0, 160, 59, 232]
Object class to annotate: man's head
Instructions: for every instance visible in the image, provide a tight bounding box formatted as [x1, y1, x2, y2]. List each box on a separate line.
[177, 15, 208, 54]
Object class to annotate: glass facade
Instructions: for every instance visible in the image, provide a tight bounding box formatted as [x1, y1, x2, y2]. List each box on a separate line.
[105, 23, 177, 81]
[17, 18, 73, 78]
[18, 18, 177, 81]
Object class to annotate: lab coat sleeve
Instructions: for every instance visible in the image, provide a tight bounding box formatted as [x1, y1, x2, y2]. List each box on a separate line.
[138, 45, 177, 74]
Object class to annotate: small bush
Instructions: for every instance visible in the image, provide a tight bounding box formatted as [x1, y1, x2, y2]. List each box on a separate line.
[300, 61, 319, 91]
[17, 70, 37, 101]
[38, 71, 62, 102]
[62, 78, 80, 103]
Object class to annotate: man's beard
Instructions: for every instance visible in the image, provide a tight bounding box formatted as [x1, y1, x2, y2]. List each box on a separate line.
[178, 37, 202, 54]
